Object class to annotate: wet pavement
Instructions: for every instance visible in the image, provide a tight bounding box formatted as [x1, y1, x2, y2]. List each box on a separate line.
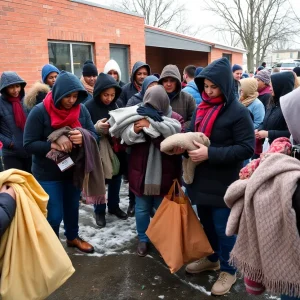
[47, 183, 279, 300]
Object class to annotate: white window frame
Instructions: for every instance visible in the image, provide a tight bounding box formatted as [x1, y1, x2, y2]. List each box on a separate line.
[48, 41, 94, 74]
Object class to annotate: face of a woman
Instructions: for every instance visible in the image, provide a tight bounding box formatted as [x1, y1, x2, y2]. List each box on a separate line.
[100, 88, 116, 105]
[107, 70, 119, 81]
[6, 84, 21, 98]
[46, 72, 58, 87]
[269, 81, 274, 97]
[83, 76, 97, 87]
[204, 79, 222, 98]
[60, 92, 79, 110]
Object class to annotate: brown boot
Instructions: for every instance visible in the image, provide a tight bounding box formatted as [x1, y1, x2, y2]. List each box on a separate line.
[67, 237, 94, 253]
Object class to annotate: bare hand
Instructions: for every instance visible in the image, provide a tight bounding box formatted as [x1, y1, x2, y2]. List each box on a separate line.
[69, 129, 83, 145]
[55, 135, 73, 152]
[134, 119, 150, 133]
[173, 146, 185, 155]
[0, 185, 16, 201]
[188, 140, 209, 162]
[256, 130, 268, 139]
[51, 142, 63, 151]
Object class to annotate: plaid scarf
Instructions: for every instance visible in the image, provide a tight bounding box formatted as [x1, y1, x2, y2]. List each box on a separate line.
[194, 92, 224, 137]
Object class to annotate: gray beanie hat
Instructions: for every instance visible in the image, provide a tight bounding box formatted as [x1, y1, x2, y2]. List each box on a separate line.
[254, 69, 271, 85]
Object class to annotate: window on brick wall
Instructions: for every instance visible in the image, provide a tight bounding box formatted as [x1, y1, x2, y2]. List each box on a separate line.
[222, 53, 232, 64]
[48, 41, 93, 78]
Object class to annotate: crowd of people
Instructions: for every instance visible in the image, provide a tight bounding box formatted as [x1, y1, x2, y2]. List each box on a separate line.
[0, 57, 300, 299]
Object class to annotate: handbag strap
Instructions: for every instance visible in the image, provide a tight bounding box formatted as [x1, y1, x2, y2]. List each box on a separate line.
[167, 179, 185, 200]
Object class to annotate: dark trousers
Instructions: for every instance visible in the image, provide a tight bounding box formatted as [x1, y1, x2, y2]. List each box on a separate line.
[39, 180, 81, 240]
[94, 175, 122, 214]
[3, 155, 31, 173]
[197, 206, 237, 275]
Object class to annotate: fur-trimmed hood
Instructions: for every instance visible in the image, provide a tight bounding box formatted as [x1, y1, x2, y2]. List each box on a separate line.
[24, 81, 50, 109]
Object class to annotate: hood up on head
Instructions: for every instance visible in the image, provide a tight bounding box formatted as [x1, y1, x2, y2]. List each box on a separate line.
[130, 61, 151, 83]
[158, 64, 182, 94]
[104, 59, 122, 83]
[271, 72, 295, 102]
[0, 71, 27, 98]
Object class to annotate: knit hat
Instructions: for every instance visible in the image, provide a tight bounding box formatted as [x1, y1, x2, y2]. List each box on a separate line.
[232, 64, 243, 73]
[41, 64, 60, 83]
[82, 60, 98, 77]
[195, 67, 204, 77]
[293, 67, 300, 77]
[254, 69, 271, 85]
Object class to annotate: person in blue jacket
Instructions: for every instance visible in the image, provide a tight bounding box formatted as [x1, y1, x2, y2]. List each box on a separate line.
[126, 75, 158, 107]
[182, 65, 202, 105]
[0, 72, 31, 171]
[0, 185, 16, 238]
[181, 58, 254, 296]
[23, 71, 97, 253]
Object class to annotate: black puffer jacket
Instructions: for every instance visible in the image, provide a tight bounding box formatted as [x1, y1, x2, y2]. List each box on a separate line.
[258, 72, 294, 144]
[186, 58, 255, 207]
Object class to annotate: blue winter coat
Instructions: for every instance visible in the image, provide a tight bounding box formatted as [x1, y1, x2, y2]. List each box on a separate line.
[23, 71, 98, 181]
[0, 72, 29, 158]
[182, 80, 202, 105]
[0, 193, 16, 238]
[247, 99, 265, 129]
[186, 58, 255, 207]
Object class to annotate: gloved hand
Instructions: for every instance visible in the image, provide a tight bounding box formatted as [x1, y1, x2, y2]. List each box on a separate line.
[137, 106, 164, 122]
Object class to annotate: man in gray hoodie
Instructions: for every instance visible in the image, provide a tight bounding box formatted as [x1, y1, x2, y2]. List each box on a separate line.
[158, 65, 196, 130]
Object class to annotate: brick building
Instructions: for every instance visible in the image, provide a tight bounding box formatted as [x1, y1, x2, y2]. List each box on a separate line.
[0, 0, 245, 87]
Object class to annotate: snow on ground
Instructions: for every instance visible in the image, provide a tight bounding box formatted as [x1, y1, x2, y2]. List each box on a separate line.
[69, 181, 137, 256]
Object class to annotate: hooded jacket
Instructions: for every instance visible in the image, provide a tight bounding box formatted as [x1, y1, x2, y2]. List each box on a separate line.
[128, 85, 184, 196]
[186, 58, 255, 207]
[103, 59, 126, 87]
[126, 75, 158, 107]
[24, 82, 50, 110]
[158, 65, 196, 129]
[23, 71, 97, 181]
[85, 73, 122, 123]
[258, 72, 294, 144]
[239, 78, 265, 129]
[182, 80, 202, 105]
[117, 61, 151, 107]
[0, 72, 29, 158]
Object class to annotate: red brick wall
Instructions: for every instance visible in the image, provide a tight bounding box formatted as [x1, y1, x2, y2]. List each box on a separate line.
[0, 0, 145, 87]
[209, 48, 243, 66]
[146, 46, 209, 76]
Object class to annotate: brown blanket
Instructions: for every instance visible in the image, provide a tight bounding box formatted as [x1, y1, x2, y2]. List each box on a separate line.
[160, 132, 210, 184]
[47, 127, 106, 204]
[225, 153, 300, 298]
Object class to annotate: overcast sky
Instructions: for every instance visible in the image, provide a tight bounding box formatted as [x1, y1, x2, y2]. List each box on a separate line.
[88, 0, 300, 47]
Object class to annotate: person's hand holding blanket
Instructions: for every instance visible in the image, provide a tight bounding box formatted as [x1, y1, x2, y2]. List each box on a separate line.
[188, 140, 209, 162]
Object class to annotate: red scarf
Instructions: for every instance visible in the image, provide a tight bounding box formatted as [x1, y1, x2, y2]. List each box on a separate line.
[133, 80, 142, 92]
[43, 91, 82, 129]
[7, 96, 27, 131]
[194, 92, 224, 137]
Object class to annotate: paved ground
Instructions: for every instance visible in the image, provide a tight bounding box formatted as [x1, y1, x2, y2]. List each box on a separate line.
[47, 183, 280, 300]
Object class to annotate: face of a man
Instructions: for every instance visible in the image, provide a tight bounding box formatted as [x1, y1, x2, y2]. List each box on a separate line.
[233, 70, 243, 81]
[135, 67, 149, 85]
[162, 77, 177, 93]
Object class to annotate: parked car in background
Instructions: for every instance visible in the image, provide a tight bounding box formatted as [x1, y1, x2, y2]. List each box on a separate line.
[272, 60, 300, 72]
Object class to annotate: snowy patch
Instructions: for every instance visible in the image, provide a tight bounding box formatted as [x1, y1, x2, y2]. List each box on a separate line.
[66, 182, 137, 255]
[186, 282, 211, 296]
[266, 296, 280, 300]
[158, 296, 165, 299]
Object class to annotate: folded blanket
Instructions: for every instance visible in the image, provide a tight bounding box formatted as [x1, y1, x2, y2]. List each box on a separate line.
[225, 153, 300, 298]
[160, 132, 210, 184]
[47, 127, 106, 204]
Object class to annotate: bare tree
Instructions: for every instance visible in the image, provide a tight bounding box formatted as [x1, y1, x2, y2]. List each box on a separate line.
[119, 0, 196, 35]
[204, 0, 299, 71]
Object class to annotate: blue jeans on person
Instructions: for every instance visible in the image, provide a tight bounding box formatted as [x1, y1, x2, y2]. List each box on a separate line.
[39, 180, 81, 240]
[94, 175, 122, 214]
[135, 195, 163, 242]
[281, 295, 300, 300]
[197, 206, 237, 275]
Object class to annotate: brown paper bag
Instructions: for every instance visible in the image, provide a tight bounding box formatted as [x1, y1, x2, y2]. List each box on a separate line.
[146, 180, 213, 273]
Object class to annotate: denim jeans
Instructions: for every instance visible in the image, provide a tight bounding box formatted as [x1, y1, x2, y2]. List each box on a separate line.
[197, 206, 237, 275]
[135, 195, 163, 242]
[94, 175, 122, 214]
[39, 180, 81, 240]
[281, 295, 300, 300]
